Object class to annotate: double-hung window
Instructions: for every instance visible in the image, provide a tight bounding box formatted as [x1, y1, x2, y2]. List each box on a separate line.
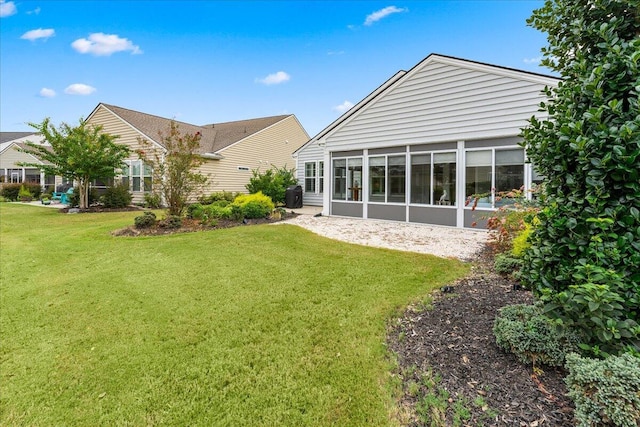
[304, 161, 324, 194]
[122, 160, 153, 192]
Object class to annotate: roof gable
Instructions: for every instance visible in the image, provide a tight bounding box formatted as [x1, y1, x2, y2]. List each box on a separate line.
[303, 53, 560, 148]
[89, 103, 293, 154]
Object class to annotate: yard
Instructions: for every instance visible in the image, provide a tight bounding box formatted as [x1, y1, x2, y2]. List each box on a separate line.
[0, 204, 469, 426]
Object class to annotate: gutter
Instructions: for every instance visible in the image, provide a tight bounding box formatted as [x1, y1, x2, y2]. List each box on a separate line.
[201, 153, 224, 160]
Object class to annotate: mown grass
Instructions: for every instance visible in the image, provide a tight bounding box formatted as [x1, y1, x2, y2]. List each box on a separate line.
[0, 203, 469, 426]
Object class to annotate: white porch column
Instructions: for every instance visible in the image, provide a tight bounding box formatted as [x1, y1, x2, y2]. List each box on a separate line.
[321, 147, 330, 216]
[456, 140, 465, 228]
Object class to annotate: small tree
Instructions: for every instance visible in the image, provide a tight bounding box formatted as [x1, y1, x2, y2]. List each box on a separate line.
[138, 121, 208, 216]
[245, 165, 297, 205]
[18, 118, 129, 209]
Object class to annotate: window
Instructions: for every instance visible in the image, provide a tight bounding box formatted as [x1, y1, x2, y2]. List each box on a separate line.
[123, 160, 153, 192]
[332, 157, 362, 201]
[318, 161, 324, 193]
[369, 157, 386, 202]
[465, 148, 524, 208]
[369, 155, 406, 203]
[304, 162, 317, 193]
[410, 152, 456, 206]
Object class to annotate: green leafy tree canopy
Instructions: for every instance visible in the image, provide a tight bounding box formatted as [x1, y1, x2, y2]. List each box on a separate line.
[138, 120, 208, 216]
[18, 118, 129, 209]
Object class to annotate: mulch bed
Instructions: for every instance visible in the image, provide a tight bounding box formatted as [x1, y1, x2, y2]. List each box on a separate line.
[110, 212, 298, 236]
[388, 248, 575, 426]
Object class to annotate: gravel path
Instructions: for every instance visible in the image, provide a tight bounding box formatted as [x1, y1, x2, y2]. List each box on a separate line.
[281, 215, 488, 261]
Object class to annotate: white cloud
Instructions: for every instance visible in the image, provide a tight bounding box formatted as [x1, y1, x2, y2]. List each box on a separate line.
[71, 33, 142, 56]
[39, 88, 56, 98]
[64, 83, 96, 95]
[364, 6, 407, 26]
[327, 50, 345, 56]
[26, 7, 41, 15]
[523, 56, 543, 64]
[333, 100, 354, 113]
[0, 0, 17, 17]
[256, 71, 291, 85]
[21, 28, 55, 41]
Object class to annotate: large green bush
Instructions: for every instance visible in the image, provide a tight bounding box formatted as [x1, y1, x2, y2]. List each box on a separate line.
[1, 183, 42, 201]
[565, 353, 640, 427]
[245, 165, 296, 205]
[101, 184, 133, 208]
[520, 1, 640, 355]
[493, 303, 581, 367]
[232, 192, 274, 219]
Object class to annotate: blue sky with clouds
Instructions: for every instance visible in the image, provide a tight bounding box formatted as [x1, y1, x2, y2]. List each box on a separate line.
[1, 1, 550, 136]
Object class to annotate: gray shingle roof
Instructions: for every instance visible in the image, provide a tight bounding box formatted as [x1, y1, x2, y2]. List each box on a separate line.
[0, 132, 36, 144]
[101, 104, 290, 154]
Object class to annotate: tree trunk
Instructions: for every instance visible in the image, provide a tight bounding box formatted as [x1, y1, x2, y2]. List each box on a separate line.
[80, 179, 90, 209]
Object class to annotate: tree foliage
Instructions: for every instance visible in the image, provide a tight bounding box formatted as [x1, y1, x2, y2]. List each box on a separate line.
[138, 121, 208, 216]
[18, 118, 129, 209]
[521, 0, 640, 355]
[245, 165, 297, 205]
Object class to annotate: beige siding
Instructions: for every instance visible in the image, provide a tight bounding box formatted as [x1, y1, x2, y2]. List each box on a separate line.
[199, 116, 308, 194]
[86, 105, 164, 203]
[327, 60, 553, 149]
[0, 144, 41, 169]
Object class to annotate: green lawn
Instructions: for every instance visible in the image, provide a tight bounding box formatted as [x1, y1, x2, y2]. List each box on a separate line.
[0, 203, 469, 426]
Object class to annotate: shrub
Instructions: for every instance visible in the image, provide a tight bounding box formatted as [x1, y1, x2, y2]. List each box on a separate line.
[565, 353, 640, 427]
[144, 192, 162, 209]
[229, 204, 244, 221]
[494, 303, 581, 366]
[510, 223, 533, 258]
[18, 185, 33, 202]
[204, 204, 232, 219]
[101, 184, 133, 208]
[134, 211, 157, 229]
[493, 253, 523, 276]
[484, 189, 539, 254]
[245, 165, 297, 205]
[186, 203, 204, 219]
[22, 182, 42, 199]
[160, 215, 182, 229]
[232, 192, 274, 219]
[198, 191, 236, 205]
[0, 183, 21, 201]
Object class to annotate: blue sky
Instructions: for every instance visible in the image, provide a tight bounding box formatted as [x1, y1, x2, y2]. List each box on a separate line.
[0, 1, 550, 136]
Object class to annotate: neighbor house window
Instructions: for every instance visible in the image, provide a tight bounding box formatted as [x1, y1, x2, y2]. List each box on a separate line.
[369, 155, 406, 203]
[410, 152, 456, 205]
[123, 160, 153, 192]
[304, 162, 317, 193]
[332, 157, 362, 201]
[465, 148, 524, 208]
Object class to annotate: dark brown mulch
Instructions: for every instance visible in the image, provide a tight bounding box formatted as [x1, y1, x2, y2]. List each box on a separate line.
[58, 205, 144, 214]
[388, 248, 575, 426]
[111, 212, 298, 236]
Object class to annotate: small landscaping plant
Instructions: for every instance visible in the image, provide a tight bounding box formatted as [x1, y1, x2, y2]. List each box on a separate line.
[565, 353, 640, 427]
[493, 303, 581, 367]
[198, 191, 236, 205]
[144, 192, 162, 209]
[18, 185, 33, 202]
[134, 211, 157, 229]
[0, 183, 22, 201]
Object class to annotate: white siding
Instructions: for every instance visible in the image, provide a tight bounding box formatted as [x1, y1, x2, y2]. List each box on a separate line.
[295, 140, 324, 206]
[326, 60, 552, 150]
[0, 144, 40, 169]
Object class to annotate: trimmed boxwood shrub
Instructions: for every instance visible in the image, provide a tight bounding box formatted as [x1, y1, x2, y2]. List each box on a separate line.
[565, 353, 640, 427]
[494, 303, 581, 367]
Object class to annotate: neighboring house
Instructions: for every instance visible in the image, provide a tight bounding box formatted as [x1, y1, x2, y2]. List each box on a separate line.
[85, 103, 309, 203]
[0, 132, 58, 191]
[293, 53, 559, 228]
